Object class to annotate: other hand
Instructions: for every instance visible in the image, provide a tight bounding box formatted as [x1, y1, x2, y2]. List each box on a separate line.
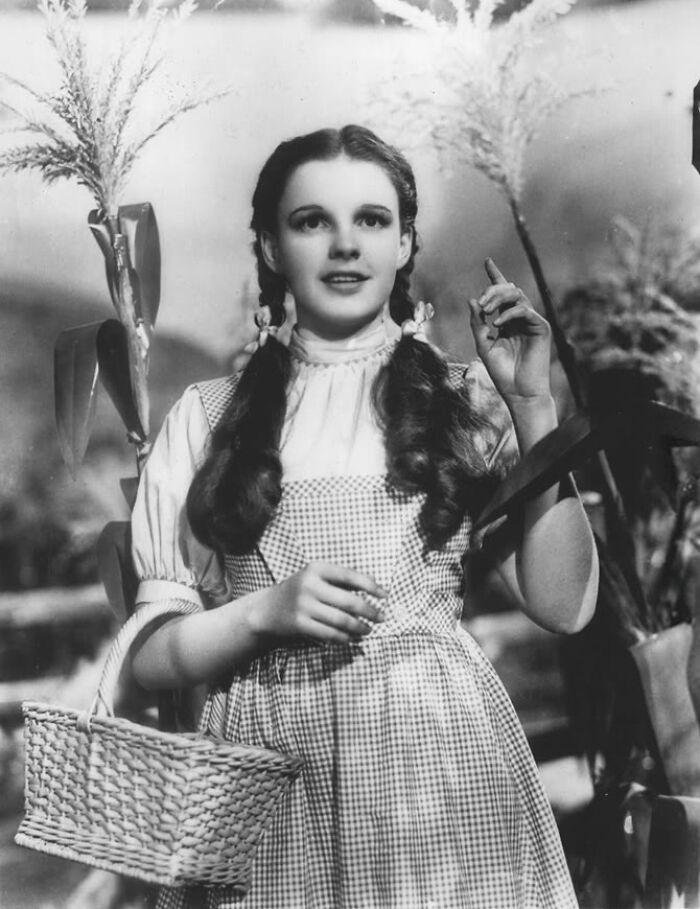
[250, 561, 387, 645]
[467, 258, 552, 401]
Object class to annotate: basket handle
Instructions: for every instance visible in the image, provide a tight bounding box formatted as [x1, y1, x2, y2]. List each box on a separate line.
[79, 599, 201, 729]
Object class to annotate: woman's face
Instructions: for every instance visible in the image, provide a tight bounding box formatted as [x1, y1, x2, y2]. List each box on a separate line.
[261, 155, 413, 340]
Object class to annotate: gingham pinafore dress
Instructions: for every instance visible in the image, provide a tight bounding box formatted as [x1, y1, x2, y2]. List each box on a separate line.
[135, 331, 578, 909]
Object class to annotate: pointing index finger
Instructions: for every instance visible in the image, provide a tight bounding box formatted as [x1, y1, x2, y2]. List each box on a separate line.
[484, 257, 508, 286]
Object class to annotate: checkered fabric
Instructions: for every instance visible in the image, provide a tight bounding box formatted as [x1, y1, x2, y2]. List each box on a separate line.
[195, 374, 241, 426]
[152, 373, 577, 909]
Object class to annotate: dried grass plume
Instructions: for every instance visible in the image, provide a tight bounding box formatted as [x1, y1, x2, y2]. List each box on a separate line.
[0, 0, 228, 215]
[369, 0, 587, 202]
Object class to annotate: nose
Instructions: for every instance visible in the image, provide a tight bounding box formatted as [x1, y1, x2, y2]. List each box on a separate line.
[329, 224, 360, 260]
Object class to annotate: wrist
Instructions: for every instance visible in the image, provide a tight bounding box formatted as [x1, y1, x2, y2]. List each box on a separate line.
[503, 391, 555, 410]
[241, 588, 276, 640]
[220, 590, 265, 643]
[506, 394, 558, 452]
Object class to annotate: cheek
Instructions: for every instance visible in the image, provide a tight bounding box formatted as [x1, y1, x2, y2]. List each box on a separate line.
[278, 243, 310, 280]
[277, 239, 319, 282]
[376, 235, 406, 273]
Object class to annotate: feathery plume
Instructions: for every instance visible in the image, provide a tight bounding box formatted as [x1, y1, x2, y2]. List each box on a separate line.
[369, 0, 586, 202]
[0, 0, 227, 215]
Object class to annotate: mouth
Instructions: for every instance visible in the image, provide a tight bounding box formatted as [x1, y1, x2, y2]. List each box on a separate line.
[322, 271, 370, 285]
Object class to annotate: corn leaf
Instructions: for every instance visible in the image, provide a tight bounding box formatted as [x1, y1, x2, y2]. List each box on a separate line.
[54, 320, 102, 477]
[120, 476, 139, 511]
[96, 520, 137, 623]
[96, 318, 145, 441]
[118, 202, 161, 328]
[88, 209, 119, 309]
[475, 401, 700, 531]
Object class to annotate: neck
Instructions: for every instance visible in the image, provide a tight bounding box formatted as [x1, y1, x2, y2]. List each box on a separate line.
[290, 315, 394, 365]
[295, 311, 387, 347]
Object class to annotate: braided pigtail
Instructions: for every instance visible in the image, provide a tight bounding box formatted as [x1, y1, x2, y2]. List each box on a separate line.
[187, 276, 291, 555]
[375, 248, 497, 550]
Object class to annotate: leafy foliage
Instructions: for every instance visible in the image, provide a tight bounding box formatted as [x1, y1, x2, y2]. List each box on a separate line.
[0, 0, 227, 214]
[603, 216, 700, 313]
[560, 219, 700, 632]
[561, 218, 700, 417]
[369, 0, 587, 201]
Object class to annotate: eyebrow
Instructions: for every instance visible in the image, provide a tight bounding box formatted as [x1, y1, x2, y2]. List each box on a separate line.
[288, 203, 394, 218]
[288, 204, 324, 217]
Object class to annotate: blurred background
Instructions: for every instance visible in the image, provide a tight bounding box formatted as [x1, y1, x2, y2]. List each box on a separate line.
[0, 0, 699, 906]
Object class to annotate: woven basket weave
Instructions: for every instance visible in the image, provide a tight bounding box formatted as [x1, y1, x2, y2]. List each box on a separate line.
[15, 600, 303, 891]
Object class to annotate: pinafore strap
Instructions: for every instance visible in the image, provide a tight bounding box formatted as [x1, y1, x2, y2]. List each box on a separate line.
[193, 374, 240, 433]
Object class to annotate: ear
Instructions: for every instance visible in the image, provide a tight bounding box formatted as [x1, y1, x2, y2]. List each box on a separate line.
[397, 227, 413, 270]
[260, 231, 282, 274]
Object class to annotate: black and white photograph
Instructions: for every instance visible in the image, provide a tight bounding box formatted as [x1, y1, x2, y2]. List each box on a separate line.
[0, 0, 699, 907]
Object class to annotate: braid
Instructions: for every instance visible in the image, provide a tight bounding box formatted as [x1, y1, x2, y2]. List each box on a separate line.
[376, 235, 497, 551]
[187, 225, 289, 556]
[389, 231, 419, 326]
[252, 234, 286, 317]
[187, 336, 291, 555]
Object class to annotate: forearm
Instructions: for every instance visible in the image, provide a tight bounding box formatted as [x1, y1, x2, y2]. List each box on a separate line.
[506, 394, 598, 633]
[131, 590, 269, 690]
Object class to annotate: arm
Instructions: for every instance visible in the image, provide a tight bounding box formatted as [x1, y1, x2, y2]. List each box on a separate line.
[132, 563, 388, 690]
[129, 386, 386, 691]
[467, 259, 598, 634]
[493, 393, 598, 634]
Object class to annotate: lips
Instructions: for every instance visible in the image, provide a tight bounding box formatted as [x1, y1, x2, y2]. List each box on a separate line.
[322, 271, 369, 285]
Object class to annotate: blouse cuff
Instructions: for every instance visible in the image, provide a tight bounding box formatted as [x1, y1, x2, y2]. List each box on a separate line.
[135, 579, 205, 609]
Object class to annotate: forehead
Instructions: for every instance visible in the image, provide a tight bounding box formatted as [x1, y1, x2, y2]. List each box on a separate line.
[279, 155, 399, 212]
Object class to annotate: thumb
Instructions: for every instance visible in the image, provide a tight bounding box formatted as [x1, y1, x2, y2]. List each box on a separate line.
[467, 297, 480, 325]
[467, 297, 487, 335]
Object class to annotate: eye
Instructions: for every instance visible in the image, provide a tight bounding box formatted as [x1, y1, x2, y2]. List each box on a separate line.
[357, 211, 391, 229]
[294, 213, 327, 232]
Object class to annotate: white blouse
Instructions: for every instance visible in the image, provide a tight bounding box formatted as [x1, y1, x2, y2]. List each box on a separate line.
[130, 320, 515, 609]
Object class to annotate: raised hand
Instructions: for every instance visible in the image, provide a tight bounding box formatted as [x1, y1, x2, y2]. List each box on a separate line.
[250, 561, 388, 645]
[467, 258, 552, 402]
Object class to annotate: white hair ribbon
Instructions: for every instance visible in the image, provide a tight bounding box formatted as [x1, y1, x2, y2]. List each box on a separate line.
[400, 301, 435, 342]
[244, 305, 280, 354]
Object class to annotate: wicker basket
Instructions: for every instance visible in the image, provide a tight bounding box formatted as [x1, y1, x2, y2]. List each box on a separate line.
[15, 600, 303, 891]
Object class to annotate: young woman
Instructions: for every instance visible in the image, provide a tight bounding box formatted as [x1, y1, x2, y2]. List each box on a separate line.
[131, 124, 598, 909]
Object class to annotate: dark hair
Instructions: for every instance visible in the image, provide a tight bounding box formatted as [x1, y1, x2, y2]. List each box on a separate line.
[188, 125, 495, 554]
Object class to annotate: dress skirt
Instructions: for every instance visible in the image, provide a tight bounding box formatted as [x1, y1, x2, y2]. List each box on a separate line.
[155, 632, 577, 909]
[153, 476, 578, 909]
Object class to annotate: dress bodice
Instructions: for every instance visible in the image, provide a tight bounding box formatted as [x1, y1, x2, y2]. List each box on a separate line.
[130, 319, 518, 613]
[223, 473, 471, 639]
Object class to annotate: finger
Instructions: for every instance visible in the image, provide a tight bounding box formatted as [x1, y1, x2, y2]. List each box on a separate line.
[468, 296, 504, 344]
[309, 604, 371, 637]
[317, 582, 386, 621]
[467, 297, 492, 341]
[478, 285, 521, 313]
[301, 617, 355, 645]
[467, 298, 490, 336]
[492, 302, 543, 328]
[467, 296, 484, 325]
[484, 257, 508, 286]
[315, 562, 389, 598]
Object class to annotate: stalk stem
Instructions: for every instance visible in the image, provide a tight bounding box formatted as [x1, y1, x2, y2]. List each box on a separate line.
[506, 192, 651, 623]
[107, 216, 151, 476]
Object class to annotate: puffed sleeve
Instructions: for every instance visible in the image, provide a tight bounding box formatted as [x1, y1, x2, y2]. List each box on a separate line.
[131, 385, 229, 610]
[462, 359, 520, 477]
